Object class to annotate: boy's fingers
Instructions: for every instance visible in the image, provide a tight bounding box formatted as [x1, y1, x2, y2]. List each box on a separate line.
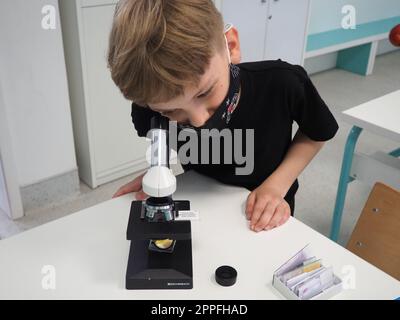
[112, 187, 129, 198]
[112, 190, 122, 198]
[264, 202, 286, 230]
[127, 179, 143, 192]
[278, 206, 291, 226]
[135, 189, 148, 200]
[112, 176, 144, 198]
[278, 214, 290, 227]
[254, 201, 277, 232]
[250, 198, 268, 230]
[245, 192, 256, 219]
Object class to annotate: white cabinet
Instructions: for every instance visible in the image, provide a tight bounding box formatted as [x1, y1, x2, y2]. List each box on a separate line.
[59, 0, 149, 188]
[219, 0, 270, 62]
[218, 0, 310, 65]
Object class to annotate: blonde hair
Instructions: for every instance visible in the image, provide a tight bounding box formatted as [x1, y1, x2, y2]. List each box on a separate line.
[108, 0, 225, 105]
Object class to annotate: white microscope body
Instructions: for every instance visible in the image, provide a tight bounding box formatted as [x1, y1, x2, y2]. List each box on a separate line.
[142, 115, 176, 198]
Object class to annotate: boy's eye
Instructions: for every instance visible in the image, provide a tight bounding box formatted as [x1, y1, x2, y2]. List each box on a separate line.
[163, 109, 178, 115]
[197, 92, 208, 99]
[197, 88, 213, 99]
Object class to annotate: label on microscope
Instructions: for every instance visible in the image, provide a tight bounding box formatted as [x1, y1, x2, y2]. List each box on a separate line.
[175, 211, 200, 221]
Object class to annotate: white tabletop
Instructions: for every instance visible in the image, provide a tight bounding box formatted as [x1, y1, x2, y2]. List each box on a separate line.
[342, 90, 400, 142]
[0, 171, 399, 300]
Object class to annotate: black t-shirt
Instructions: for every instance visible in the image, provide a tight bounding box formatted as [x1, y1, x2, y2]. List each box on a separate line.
[130, 60, 339, 212]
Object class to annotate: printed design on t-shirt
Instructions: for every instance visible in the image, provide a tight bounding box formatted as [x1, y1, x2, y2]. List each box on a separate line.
[231, 64, 240, 78]
[222, 92, 240, 124]
[222, 64, 241, 124]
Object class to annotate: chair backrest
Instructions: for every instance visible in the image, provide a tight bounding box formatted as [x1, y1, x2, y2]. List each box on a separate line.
[347, 182, 400, 281]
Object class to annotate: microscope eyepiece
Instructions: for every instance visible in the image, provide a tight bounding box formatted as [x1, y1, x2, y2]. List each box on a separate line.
[150, 114, 169, 131]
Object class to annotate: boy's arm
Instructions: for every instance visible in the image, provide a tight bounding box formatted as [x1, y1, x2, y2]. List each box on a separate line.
[264, 130, 325, 197]
[246, 130, 325, 232]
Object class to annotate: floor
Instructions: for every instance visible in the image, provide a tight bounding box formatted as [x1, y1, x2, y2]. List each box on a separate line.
[0, 50, 399, 246]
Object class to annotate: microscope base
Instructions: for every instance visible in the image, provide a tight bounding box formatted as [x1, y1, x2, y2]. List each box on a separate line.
[126, 200, 193, 290]
[126, 238, 193, 290]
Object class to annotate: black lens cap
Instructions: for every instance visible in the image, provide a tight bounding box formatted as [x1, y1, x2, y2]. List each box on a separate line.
[215, 266, 237, 287]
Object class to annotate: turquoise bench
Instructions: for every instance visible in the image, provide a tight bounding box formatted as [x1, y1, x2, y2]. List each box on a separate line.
[306, 16, 400, 76]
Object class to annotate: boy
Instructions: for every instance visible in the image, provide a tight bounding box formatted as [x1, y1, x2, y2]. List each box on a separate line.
[108, 0, 339, 233]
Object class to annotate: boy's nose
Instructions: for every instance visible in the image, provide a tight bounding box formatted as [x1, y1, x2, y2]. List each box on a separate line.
[188, 111, 210, 128]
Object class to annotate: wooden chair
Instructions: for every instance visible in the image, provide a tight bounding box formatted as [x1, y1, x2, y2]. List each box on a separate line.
[347, 182, 400, 281]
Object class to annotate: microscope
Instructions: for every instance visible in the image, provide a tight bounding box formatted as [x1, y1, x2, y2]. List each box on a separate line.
[126, 115, 193, 290]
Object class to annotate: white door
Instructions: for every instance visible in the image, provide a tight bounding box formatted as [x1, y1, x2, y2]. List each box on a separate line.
[220, 0, 270, 62]
[0, 87, 23, 220]
[81, 4, 150, 185]
[0, 158, 11, 218]
[264, 0, 310, 65]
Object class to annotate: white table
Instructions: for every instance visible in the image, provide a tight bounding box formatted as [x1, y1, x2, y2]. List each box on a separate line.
[342, 90, 400, 142]
[331, 90, 400, 241]
[0, 171, 399, 300]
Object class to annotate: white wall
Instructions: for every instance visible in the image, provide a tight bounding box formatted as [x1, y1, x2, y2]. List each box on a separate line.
[0, 0, 77, 187]
[308, 0, 400, 34]
[305, 0, 400, 74]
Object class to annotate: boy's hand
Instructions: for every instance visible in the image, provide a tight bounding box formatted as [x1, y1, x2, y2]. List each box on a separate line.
[112, 172, 148, 200]
[245, 183, 291, 232]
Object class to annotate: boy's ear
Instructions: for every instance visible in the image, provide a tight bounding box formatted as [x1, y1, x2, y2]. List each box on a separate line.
[225, 26, 242, 64]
